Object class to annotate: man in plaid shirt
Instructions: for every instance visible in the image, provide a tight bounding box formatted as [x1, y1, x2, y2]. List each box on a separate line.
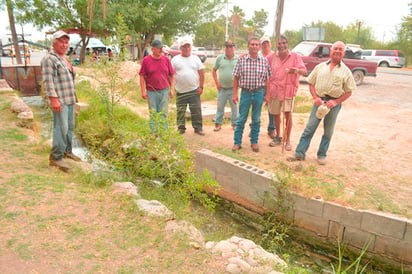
[41, 30, 81, 172]
[232, 37, 272, 153]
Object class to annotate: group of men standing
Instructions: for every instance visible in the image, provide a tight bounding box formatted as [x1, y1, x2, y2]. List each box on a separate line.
[42, 29, 355, 172]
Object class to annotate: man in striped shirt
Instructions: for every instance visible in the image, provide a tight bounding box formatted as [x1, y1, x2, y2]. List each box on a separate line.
[231, 37, 272, 153]
[41, 30, 81, 172]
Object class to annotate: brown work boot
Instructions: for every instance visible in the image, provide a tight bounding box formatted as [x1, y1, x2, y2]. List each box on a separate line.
[64, 152, 82, 161]
[49, 158, 70, 172]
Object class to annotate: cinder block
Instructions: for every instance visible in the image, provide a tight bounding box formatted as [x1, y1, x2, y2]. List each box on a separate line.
[343, 226, 375, 251]
[405, 222, 412, 243]
[294, 210, 329, 236]
[361, 211, 407, 239]
[374, 236, 412, 264]
[323, 202, 362, 228]
[328, 221, 344, 241]
[291, 194, 324, 217]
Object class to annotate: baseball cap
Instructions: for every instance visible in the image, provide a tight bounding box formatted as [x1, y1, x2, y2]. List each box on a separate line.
[224, 40, 235, 47]
[260, 36, 271, 44]
[53, 30, 70, 40]
[151, 40, 163, 48]
[179, 39, 192, 47]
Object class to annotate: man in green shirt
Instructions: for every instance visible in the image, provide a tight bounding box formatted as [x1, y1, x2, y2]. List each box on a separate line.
[212, 40, 239, 131]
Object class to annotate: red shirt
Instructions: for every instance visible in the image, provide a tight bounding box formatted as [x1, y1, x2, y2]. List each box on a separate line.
[139, 55, 175, 91]
[267, 50, 306, 100]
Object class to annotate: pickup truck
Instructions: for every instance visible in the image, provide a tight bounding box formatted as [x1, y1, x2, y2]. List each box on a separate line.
[164, 45, 207, 63]
[292, 42, 377, 85]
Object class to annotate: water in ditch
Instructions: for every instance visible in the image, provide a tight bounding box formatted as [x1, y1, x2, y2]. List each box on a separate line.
[22, 96, 396, 273]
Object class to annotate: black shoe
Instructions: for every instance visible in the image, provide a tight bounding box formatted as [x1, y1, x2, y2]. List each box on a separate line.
[178, 129, 186, 134]
[194, 130, 205, 136]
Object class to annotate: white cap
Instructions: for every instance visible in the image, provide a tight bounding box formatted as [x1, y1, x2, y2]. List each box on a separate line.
[179, 38, 192, 47]
[53, 30, 70, 40]
[260, 36, 271, 44]
[316, 104, 330, 119]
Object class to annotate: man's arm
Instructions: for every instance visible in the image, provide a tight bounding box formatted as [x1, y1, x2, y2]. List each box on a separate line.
[139, 75, 148, 99]
[197, 69, 205, 95]
[169, 74, 175, 98]
[212, 68, 221, 91]
[232, 76, 239, 104]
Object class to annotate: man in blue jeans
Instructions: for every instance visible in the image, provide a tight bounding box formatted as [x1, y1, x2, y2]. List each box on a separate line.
[139, 40, 175, 134]
[231, 37, 271, 153]
[212, 40, 238, 131]
[288, 41, 356, 165]
[41, 30, 81, 172]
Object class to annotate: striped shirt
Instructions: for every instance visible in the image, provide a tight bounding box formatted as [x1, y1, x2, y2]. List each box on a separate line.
[233, 54, 271, 90]
[41, 50, 77, 105]
[306, 61, 356, 98]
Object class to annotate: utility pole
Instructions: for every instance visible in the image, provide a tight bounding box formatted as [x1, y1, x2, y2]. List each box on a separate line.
[356, 20, 362, 45]
[225, 0, 229, 42]
[273, 0, 285, 43]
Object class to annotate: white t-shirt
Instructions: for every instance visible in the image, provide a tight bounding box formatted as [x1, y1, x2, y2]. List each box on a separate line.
[171, 55, 204, 93]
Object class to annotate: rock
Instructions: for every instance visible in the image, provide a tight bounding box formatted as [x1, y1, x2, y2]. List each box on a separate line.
[165, 220, 205, 246]
[135, 199, 174, 219]
[112, 181, 139, 196]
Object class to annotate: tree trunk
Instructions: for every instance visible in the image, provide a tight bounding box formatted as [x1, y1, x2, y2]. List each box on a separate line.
[6, 0, 22, 64]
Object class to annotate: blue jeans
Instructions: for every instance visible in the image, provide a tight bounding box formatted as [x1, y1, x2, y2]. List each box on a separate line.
[176, 90, 202, 131]
[147, 88, 169, 133]
[234, 89, 265, 145]
[268, 112, 275, 132]
[295, 103, 342, 159]
[51, 104, 75, 160]
[215, 88, 238, 125]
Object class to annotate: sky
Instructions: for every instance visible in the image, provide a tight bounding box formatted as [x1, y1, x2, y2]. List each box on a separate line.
[232, 0, 411, 42]
[1, 0, 411, 44]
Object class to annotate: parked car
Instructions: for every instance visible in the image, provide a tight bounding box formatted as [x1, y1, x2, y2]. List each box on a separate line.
[292, 41, 378, 85]
[164, 44, 207, 63]
[361, 49, 405, 68]
[70, 36, 107, 55]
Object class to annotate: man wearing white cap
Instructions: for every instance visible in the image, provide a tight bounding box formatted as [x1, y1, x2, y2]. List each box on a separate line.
[41, 30, 81, 172]
[171, 39, 205, 135]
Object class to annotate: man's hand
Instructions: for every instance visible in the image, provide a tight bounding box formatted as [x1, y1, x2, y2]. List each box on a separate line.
[325, 100, 338, 109]
[141, 90, 148, 100]
[314, 97, 323, 106]
[50, 97, 62, 113]
[232, 94, 238, 104]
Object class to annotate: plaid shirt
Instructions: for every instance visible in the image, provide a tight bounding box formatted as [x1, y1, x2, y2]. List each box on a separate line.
[233, 54, 271, 90]
[41, 50, 77, 105]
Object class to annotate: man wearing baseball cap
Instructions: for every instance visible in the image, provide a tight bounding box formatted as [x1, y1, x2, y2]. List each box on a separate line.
[41, 30, 81, 172]
[171, 38, 205, 135]
[139, 39, 175, 134]
[212, 40, 238, 131]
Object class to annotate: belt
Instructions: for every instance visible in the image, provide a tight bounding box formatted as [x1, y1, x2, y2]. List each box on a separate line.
[242, 87, 264, 92]
[321, 95, 338, 100]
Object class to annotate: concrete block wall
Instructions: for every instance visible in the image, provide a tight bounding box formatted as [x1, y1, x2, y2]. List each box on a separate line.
[195, 149, 412, 269]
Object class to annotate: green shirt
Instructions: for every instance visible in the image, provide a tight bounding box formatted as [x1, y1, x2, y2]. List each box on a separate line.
[213, 54, 238, 88]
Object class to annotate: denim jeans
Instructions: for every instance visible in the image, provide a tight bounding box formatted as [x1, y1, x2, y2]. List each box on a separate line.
[176, 90, 202, 131]
[51, 104, 75, 160]
[295, 103, 342, 159]
[215, 88, 238, 125]
[234, 89, 264, 145]
[147, 88, 169, 133]
[267, 111, 275, 132]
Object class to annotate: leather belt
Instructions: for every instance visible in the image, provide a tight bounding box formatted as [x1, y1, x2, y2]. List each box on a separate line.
[242, 87, 264, 92]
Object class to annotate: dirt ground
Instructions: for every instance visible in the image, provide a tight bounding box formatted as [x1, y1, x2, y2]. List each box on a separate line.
[82, 62, 412, 218]
[181, 70, 412, 218]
